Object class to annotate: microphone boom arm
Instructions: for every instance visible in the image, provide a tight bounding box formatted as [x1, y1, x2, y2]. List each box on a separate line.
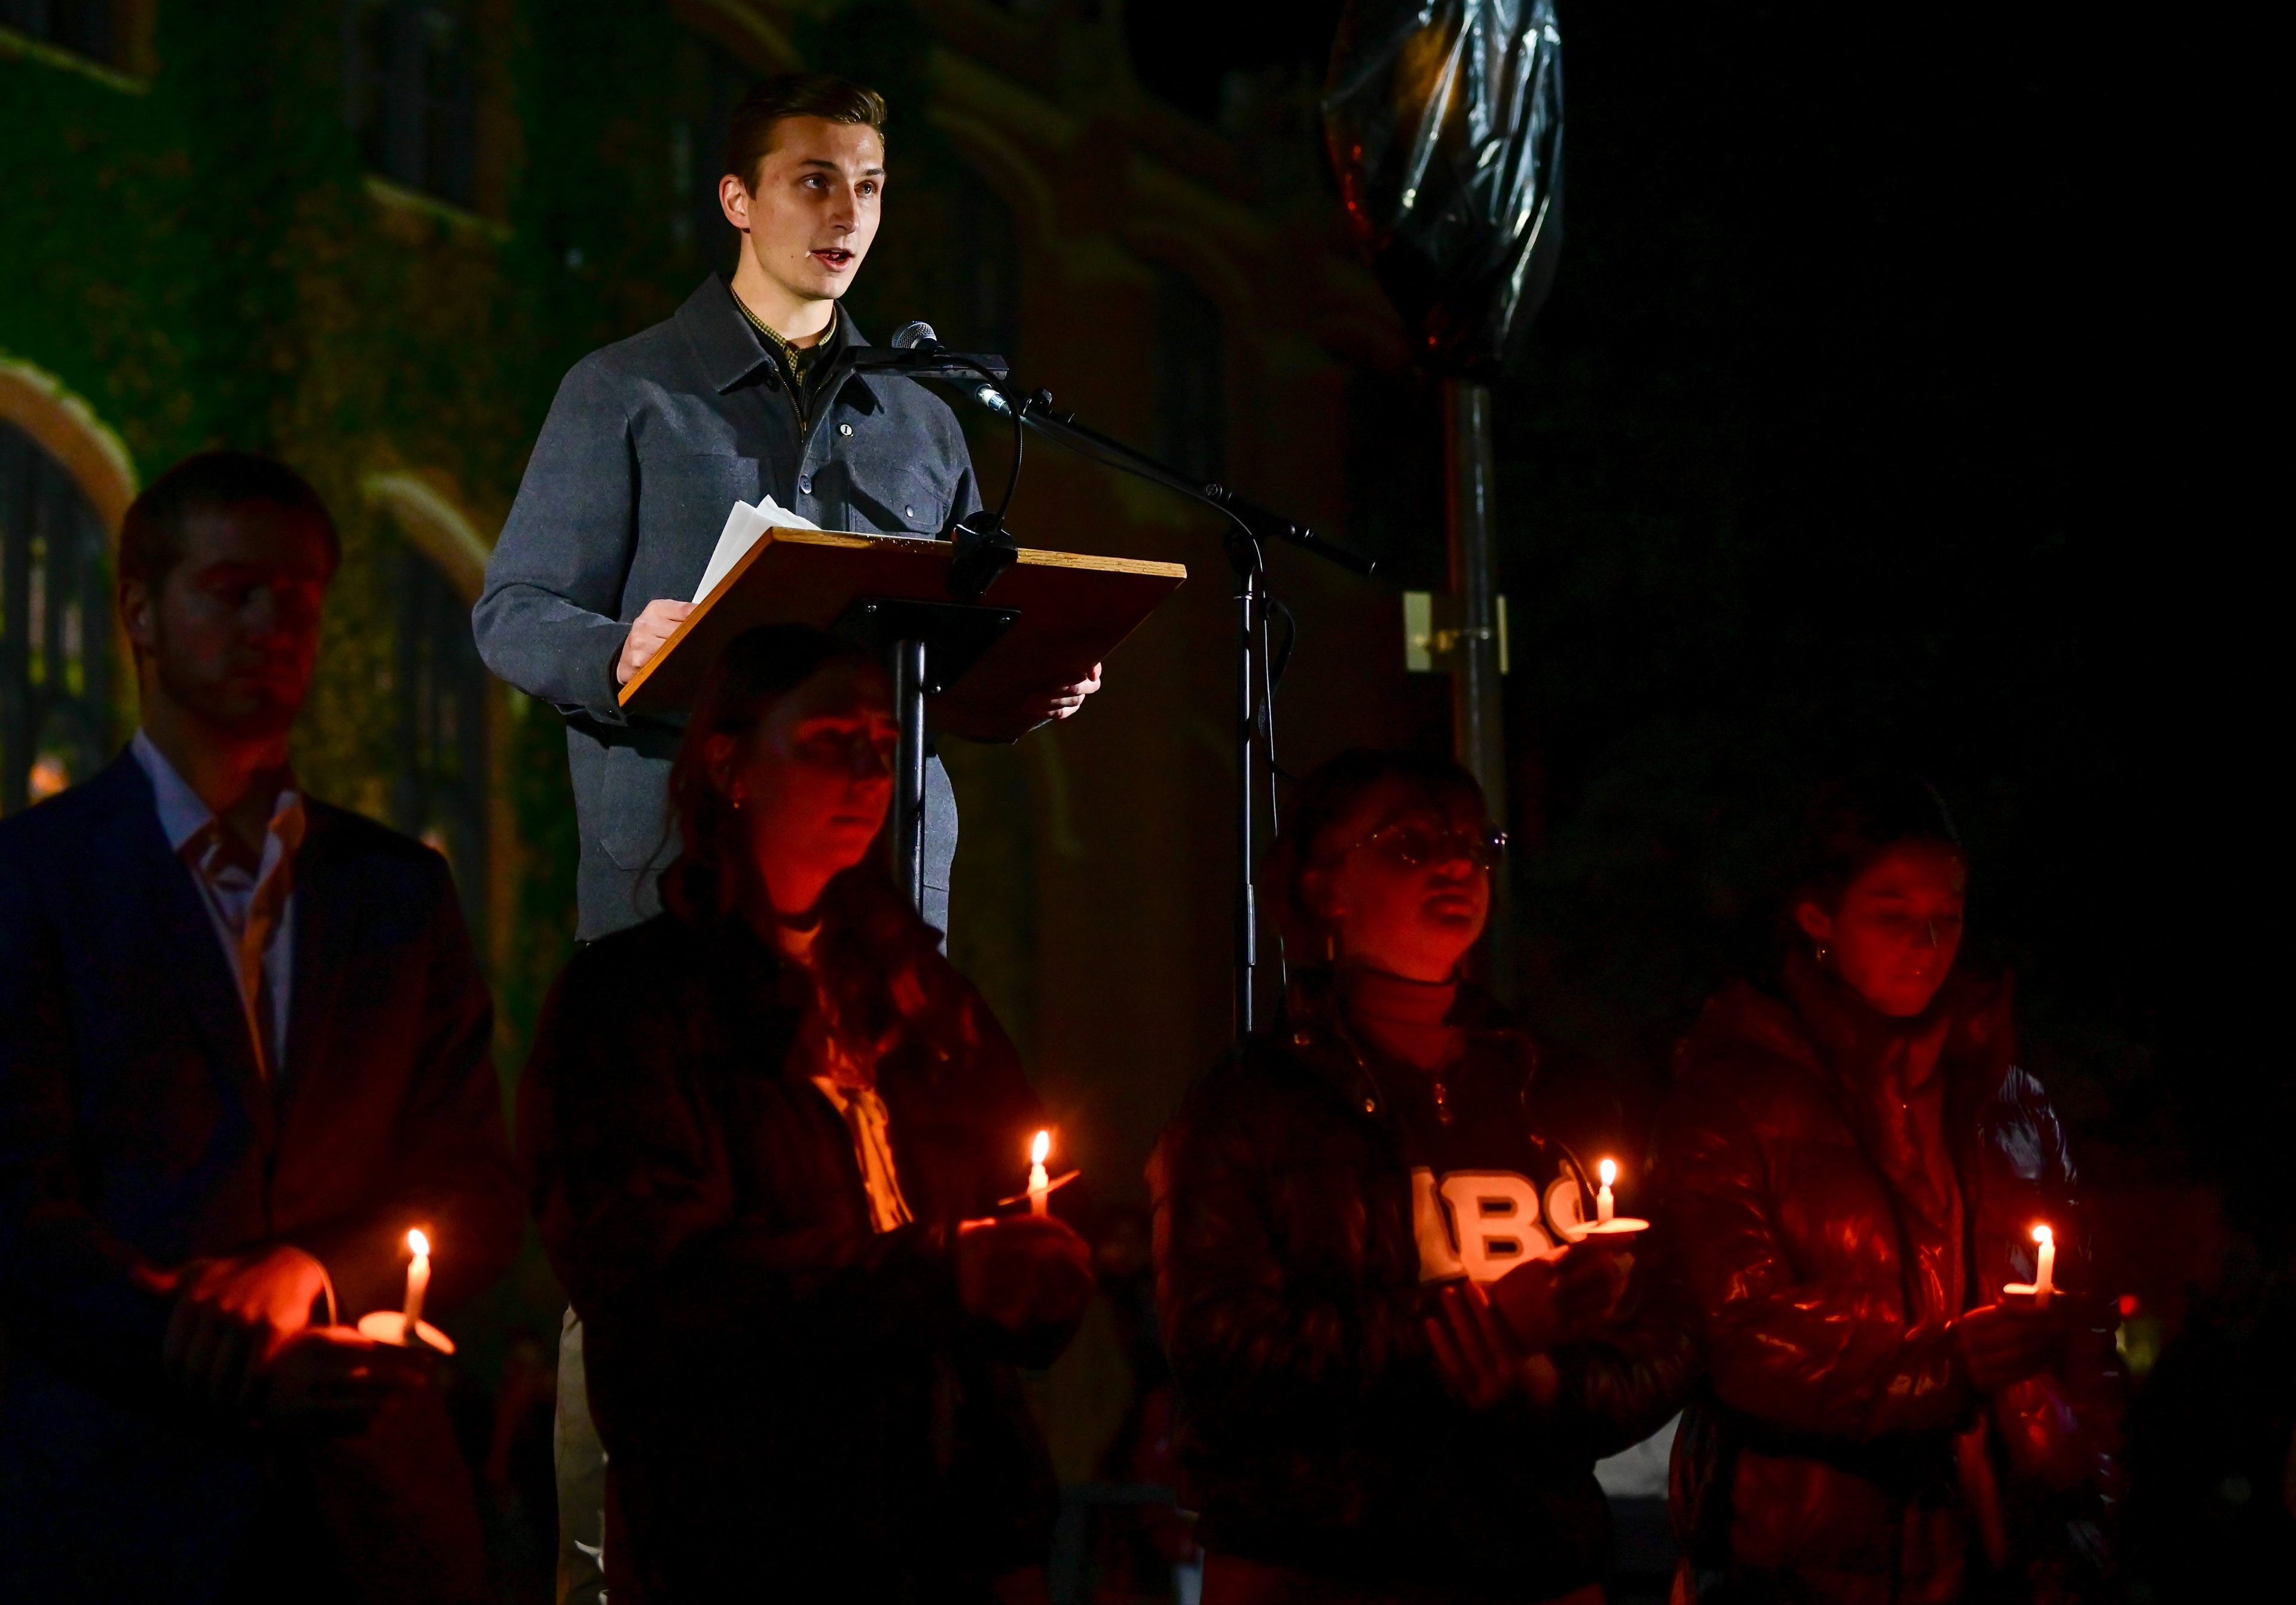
[990, 389, 1378, 579]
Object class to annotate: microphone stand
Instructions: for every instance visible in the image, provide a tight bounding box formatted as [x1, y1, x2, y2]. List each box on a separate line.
[854, 339, 1378, 1038]
[973, 378, 1379, 1040]
[1010, 395, 1368, 1038]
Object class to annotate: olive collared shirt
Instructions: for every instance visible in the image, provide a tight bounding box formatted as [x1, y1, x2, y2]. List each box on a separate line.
[732, 295, 842, 432]
[475, 274, 979, 939]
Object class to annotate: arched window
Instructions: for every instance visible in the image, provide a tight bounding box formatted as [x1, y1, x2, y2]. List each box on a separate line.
[389, 536, 490, 935]
[0, 420, 114, 815]
[1153, 264, 1225, 484]
[342, 0, 478, 207]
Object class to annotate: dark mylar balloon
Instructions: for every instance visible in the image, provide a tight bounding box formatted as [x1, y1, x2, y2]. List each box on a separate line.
[1324, 0, 1564, 376]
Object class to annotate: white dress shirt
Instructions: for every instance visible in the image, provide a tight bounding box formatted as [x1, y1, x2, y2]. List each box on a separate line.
[131, 730, 304, 1081]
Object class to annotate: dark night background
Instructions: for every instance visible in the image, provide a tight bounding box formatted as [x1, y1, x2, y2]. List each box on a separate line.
[1140, 0, 2267, 1232]
[1143, 4, 2277, 1591]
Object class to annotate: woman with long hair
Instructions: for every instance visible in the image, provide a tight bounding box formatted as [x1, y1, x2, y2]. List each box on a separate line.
[1152, 749, 1694, 1605]
[1655, 776, 2121, 1604]
[520, 625, 1092, 1603]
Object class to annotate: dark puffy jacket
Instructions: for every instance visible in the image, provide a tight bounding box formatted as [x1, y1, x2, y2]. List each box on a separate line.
[1654, 951, 2122, 1605]
[520, 908, 1062, 1604]
[1152, 972, 1695, 1601]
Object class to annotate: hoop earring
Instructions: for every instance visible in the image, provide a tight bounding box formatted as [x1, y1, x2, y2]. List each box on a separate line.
[1813, 941, 1828, 966]
[1324, 931, 1338, 964]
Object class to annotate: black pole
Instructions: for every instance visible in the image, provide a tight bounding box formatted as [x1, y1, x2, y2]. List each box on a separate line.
[1231, 539, 1264, 1036]
[1443, 377, 1513, 995]
[890, 636, 927, 908]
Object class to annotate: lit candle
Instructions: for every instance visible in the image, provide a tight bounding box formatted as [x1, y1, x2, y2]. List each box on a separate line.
[1028, 1131, 1051, 1216]
[1596, 1158, 1616, 1226]
[2004, 1222, 2057, 1308]
[402, 1228, 431, 1341]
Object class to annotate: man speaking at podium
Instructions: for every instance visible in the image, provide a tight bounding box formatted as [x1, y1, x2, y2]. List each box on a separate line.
[476, 71, 1097, 945]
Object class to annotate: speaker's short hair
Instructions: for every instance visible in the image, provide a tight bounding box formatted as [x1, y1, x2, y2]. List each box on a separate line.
[118, 451, 339, 594]
[723, 71, 887, 191]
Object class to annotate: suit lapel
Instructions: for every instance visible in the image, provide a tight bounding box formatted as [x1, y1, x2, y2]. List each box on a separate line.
[103, 756, 279, 1154]
[277, 808, 356, 1136]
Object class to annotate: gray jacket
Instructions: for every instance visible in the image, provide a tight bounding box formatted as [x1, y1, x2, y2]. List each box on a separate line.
[475, 276, 978, 939]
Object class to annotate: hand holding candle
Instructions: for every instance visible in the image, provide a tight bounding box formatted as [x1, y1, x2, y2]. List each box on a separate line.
[956, 1213, 1095, 1332]
[1961, 1229, 2066, 1394]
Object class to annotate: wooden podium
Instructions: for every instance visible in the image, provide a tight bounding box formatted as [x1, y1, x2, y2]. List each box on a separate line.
[618, 527, 1186, 905]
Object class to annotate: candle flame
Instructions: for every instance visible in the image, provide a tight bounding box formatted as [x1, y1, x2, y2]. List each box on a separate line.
[1030, 1130, 1050, 1166]
[2032, 1224, 2052, 1247]
[407, 1228, 430, 1258]
[1598, 1158, 1617, 1187]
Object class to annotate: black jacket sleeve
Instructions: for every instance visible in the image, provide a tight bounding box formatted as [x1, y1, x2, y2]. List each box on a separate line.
[1152, 1066, 1431, 1431]
[1550, 1219, 1701, 1458]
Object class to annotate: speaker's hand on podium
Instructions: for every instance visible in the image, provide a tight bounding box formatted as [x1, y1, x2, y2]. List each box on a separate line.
[931, 664, 1104, 742]
[617, 599, 695, 686]
[1024, 663, 1102, 724]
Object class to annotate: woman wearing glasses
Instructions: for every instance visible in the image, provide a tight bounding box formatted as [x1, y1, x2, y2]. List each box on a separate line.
[1152, 749, 1693, 1605]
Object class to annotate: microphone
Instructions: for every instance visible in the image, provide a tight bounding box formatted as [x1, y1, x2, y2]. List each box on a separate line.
[889, 321, 944, 355]
[843, 321, 1010, 383]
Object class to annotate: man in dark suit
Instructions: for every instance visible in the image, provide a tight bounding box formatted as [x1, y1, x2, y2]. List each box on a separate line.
[0, 452, 524, 1603]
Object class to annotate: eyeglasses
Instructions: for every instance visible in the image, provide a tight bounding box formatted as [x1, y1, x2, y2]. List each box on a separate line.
[1348, 818, 1509, 871]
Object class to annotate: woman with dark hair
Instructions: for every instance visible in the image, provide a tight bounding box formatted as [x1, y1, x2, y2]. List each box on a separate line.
[1655, 776, 2121, 1604]
[1153, 749, 1694, 1605]
[520, 625, 1093, 1603]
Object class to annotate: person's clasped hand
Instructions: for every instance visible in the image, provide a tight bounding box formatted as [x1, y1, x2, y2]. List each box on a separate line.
[1486, 1238, 1634, 1353]
[956, 1214, 1095, 1334]
[159, 1244, 429, 1430]
[1426, 1239, 1634, 1411]
[160, 1243, 333, 1414]
[261, 1327, 432, 1434]
[1953, 1297, 2069, 1393]
[1426, 1279, 1532, 1410]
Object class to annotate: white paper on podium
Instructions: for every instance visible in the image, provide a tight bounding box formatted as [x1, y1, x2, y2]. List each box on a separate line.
[692, 497, 821, 604]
